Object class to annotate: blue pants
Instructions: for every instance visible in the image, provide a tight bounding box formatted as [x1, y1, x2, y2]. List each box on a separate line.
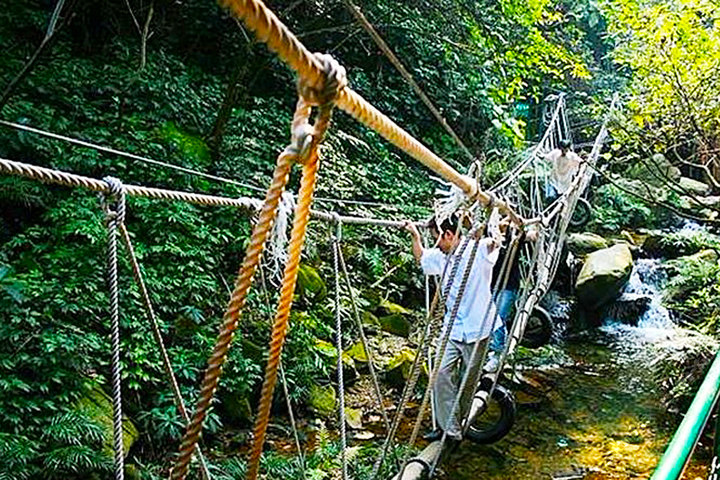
[490, 289, 517, 353]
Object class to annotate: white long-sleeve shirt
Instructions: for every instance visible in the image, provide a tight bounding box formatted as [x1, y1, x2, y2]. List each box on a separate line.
[421, 237, 500, 343]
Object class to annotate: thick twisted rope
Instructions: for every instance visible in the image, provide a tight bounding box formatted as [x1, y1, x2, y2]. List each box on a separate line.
[170, 153, 295, 479]
[257, 264, 307, 479]
[101, 177, 126, 480]
[332, 222, 349, 480]
[0, 157, 426, 228]
[218, 0, 526, 222]
[245, 53, 346, 480]
[118, 223, 211, 480]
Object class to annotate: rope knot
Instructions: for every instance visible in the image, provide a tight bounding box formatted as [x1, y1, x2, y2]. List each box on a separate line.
[102, 176, 126, 225]
[297, 53, 347, 108]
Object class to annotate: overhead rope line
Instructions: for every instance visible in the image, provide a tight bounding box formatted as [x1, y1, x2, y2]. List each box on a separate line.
[0, 119, 406, 209]
[0, 157, 427, 228]
[341, 0, 476, 165]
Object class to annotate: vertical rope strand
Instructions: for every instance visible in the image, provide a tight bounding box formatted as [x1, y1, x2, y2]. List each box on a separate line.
[171, 155, 293, 480]
[118, 224, 211, 480]
[102, 177, 126, 480]
[337, 245, 391, 434]
[333, 230, 349, 480]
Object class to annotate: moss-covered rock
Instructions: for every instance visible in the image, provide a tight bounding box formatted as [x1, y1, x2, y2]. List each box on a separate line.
[76, 383, 139, 458]
[384, 348, 419, 387]
[379, 313, 411, 338]
[566, 232, 609, 255]
[345, 341, 369, 364]
[626, 153, 681, 187]
[576, 244, 633, 310]
[296, 263, 327, 299]
[308, 383, 337, 418]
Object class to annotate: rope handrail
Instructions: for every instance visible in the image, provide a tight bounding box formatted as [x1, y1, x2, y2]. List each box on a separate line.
[489, 94, 567, 194]
[0, 157, 427, 228]
[220, 0, 522, 221]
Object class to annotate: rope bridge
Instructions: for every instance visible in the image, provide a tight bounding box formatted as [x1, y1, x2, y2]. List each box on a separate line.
[0, 0, 619, 478]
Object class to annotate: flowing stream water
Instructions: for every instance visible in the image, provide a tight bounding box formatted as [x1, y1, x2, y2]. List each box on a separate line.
[439, 259, 713, 480]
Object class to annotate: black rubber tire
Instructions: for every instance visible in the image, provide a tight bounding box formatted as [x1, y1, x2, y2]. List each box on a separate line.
[465, 381, 516, 445]
[570, 197, 592, 228]
[520, 306, 553, 349]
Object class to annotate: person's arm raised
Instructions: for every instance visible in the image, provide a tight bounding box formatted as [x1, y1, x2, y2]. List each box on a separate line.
[404, 222, 424, 262]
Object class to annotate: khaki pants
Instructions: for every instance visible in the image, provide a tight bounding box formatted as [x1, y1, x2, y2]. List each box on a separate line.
[433, 337, 488, 439]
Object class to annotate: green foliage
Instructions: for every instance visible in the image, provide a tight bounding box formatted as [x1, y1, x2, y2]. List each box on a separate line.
[0, 410, 112, 478]
[589, 184, 653, 231]
[664, 254, 720, 331]
[601, 0, 720, 167]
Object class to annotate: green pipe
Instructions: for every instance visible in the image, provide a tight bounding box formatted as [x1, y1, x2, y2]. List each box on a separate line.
[650, 349, 720, 480]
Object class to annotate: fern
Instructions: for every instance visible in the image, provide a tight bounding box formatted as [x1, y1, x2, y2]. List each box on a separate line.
[43, 410, 106, 446]
[42, 445, 112, 475]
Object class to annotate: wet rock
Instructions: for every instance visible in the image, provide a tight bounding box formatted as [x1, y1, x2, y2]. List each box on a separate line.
[379, 313, 411, 338]
[576, 244, 633, 310]
[353, 430, 375, 440]
[603, 294, 651, 326]
[566, 233, 609, 255]
[678, 177, 711, 196]
[77, 383, 139, 458]
[308, 383, 336, 418]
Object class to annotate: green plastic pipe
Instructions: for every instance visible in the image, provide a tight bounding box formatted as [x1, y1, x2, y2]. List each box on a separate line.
[650, 349, 720, 480]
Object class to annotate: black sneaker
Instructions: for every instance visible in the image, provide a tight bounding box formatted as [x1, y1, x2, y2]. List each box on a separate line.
[423, 429, 443, 442]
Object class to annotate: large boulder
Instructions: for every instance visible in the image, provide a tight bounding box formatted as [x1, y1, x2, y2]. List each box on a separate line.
[626, 153, 681, 187]
[566, 232, 609, 255]
[575, 244, 634, 310]
[678, 177, 711, 196]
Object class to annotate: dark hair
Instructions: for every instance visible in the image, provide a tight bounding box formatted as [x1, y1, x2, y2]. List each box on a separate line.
[430, 213, 460, 236]
[559, 139, 571, 150]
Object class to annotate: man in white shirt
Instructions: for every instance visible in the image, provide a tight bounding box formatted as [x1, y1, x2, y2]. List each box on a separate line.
[545, 139, 583, 200]
[405, 213, 501, 442]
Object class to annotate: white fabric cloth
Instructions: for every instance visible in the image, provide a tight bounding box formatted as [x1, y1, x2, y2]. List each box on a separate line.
[546, 148, 582, 194]
[421, 237, 500, 342]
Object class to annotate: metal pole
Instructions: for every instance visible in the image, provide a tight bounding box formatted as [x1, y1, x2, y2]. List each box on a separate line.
[650, 349, 720, 480]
